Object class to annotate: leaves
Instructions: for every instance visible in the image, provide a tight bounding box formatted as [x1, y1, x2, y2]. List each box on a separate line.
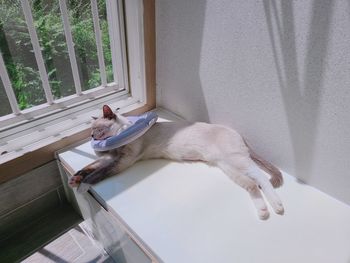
[0, 0, 113, 111]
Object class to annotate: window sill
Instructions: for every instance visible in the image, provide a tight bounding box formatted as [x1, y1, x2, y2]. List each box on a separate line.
[0, 98, 155, 184]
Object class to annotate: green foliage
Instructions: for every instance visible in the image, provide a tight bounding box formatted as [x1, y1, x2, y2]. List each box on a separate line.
[0, 0, 112, 110]
[7, 62, 45, 109]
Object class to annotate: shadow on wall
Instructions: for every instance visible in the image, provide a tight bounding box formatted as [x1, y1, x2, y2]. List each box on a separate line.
[262, 0, 334, 182]
[156, 0, 209, 122]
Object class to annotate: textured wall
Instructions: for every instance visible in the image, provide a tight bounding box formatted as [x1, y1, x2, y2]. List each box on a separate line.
[156, 0, 350, 204]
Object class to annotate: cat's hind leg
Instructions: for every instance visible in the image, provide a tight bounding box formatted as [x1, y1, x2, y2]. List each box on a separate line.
[216, 160, 270, 220]
[250, 189, 270, 220]
[244, 139, 283, 188]
[247, 163, 284, 215]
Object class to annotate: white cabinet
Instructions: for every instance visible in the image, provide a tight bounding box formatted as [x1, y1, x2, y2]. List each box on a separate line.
[58, 160, 157, 263]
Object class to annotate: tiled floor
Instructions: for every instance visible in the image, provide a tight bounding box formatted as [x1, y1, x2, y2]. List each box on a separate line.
[22, 224, 114, 263]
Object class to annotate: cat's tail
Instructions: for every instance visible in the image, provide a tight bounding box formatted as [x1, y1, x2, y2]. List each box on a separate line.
[243, 138, 283, 188]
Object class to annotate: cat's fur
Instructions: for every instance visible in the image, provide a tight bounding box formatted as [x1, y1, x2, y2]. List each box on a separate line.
[69, 105, 284, 219]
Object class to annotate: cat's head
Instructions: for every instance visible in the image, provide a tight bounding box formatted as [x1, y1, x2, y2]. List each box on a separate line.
[91, 105, 129, 140]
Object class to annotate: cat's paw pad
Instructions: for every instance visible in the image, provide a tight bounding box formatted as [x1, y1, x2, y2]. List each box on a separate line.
[245, 184, 258, 193]
[273, 202, 284, 215]
[270, 175, 283, 188]
[68, 175, 83, 188]
[258, 207, 270, 220]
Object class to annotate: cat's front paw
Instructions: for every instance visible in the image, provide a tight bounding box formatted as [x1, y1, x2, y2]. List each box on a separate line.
[273, 202, 285, 215]
[68, 175, 83, 188]
[258, 207, 270, 220]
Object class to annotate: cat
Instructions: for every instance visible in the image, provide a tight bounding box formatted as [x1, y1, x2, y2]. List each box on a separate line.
[69, 105, 284, 220]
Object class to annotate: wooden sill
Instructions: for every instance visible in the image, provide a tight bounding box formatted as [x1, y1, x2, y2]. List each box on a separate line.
[0, 0, 155, 184]
[0, 103, 155, 184]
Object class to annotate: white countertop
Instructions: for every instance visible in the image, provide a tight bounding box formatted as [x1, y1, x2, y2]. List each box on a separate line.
[58, 109, 350, 263]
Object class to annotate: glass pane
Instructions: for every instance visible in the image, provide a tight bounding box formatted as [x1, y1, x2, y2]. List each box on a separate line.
[0, 0, 116, 117]
[0, 0, 46, 110]
[68, 0, 100, 91]
[0, 80, 12, 117]
[31, 0, 76, 99]
[98, 0, 113, 84]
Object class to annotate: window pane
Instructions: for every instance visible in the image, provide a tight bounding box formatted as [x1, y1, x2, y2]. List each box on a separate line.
[68, 0, 100, 91]
[0, 80, 12, 117]
[98, 0, 113, 84]
[0, 0, 46, 110]
[31, 0, 76, 99]
[0, 0, 118, 118]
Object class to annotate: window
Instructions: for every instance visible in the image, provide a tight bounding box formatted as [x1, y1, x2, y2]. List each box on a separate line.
[0, 0, 128, 122]
[0, 0, 152, 164]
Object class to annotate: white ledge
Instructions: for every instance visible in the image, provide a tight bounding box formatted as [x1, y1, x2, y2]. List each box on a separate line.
[58, 109, 350, 263]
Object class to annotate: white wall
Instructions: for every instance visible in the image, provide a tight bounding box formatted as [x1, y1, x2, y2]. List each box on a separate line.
[156, 0, 350, 205]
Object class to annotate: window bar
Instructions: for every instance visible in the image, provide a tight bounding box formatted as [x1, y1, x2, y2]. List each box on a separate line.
[0, 52, 20, 115]
[20, 0, 54, 104]
[58, 0, 82, 95]
[91, 0, 107, 87]
[106, 0, 126, 90]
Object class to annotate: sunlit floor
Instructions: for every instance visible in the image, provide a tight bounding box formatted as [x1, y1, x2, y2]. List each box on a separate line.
[22, 224, 114, 263]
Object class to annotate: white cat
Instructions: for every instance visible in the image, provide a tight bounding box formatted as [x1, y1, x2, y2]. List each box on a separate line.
[69, 105, 284, 220]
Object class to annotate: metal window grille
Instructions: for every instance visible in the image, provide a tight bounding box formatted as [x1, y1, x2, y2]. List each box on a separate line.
[0, 0, 126, 127]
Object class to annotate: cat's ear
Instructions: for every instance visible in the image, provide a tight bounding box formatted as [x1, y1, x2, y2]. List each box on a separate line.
[102, 105, 117, 120]
[91, 116, 98, 120]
